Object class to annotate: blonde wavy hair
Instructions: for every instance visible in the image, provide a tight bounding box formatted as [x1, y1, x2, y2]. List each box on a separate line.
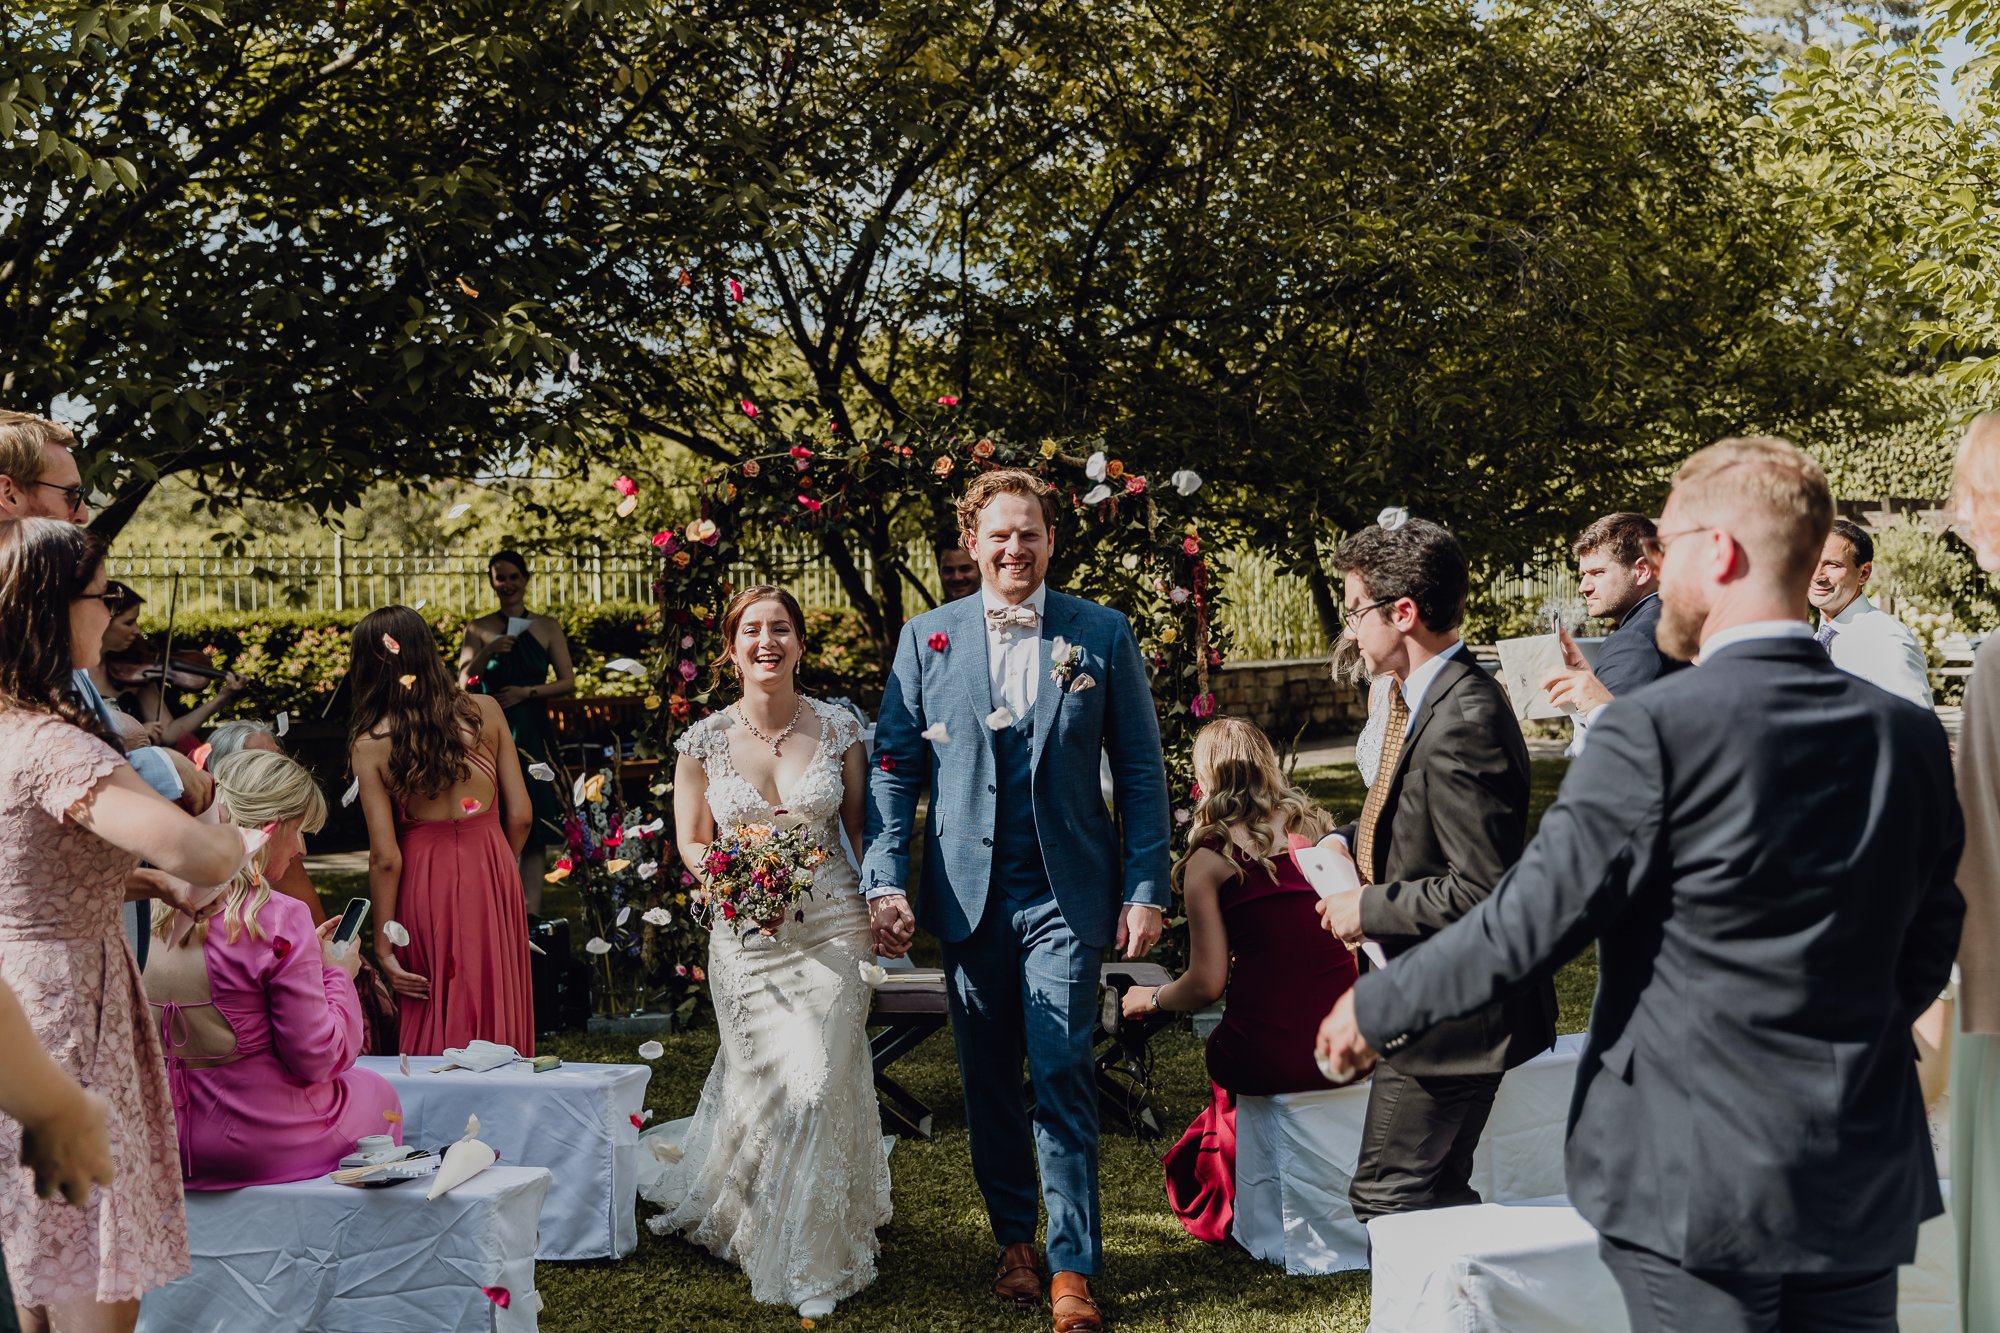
[152, 749, 328, 945]
[1172, 717, 1332, 893]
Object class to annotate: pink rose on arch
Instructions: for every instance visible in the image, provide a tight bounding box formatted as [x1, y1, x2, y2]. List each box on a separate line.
[651, 530, 677, 551]
[678, 660, 698, 681]
[614, 475, 637, 497]
[1125, 475, 1146, 495]
[1190, 692, 1217, 718]
[937, 395, 959, 406]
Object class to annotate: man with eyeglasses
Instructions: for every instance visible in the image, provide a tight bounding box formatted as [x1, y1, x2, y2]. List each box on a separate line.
[1312, 513, 1553, 1228]
[0, 409, 210, 970]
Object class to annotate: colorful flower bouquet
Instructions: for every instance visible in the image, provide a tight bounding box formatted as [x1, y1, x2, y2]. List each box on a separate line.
[697, 820, 829, 936]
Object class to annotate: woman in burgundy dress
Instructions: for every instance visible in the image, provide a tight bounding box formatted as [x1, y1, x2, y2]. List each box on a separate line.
[1121, 717, 1359, 1243]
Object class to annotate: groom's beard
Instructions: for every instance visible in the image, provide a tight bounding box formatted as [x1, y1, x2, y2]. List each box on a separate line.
[1656, 583, 1706, 663]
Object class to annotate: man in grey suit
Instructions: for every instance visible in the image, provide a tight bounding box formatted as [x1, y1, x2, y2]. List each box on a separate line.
[1319, 437, 1964, 1332]
[864, 469, 1171, 1333]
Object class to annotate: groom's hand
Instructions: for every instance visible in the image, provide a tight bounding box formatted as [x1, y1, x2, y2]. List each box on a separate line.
[1115, 904, 1164, 960]
[868, 894, 915, 959]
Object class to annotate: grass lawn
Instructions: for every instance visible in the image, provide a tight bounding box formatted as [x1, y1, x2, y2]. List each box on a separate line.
[496, 758, 1593, 1332]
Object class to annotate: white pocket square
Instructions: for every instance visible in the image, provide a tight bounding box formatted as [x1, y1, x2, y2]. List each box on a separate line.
[1069, 673, 1097, 693]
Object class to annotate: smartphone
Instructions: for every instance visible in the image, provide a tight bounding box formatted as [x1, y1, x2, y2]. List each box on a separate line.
[332, 897, 371, 948]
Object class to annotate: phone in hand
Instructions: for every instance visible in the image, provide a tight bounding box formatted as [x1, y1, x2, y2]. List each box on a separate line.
[332, 897, 371, 948]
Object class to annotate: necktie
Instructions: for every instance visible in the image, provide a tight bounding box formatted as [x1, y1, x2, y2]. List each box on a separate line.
[1815, 620, 1838, 654]
[986, 604, 1039, 631]
[1354, 689, 1409, 885]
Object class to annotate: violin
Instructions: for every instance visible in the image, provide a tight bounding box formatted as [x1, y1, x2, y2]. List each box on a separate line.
[105, 636, 231, 689]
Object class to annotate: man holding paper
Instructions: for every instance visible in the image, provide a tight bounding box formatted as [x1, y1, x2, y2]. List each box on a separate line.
[1314, 512, 1555, 1223]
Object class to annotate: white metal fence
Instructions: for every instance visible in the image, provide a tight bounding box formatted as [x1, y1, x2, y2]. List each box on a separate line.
[108, 539, 1572, 657]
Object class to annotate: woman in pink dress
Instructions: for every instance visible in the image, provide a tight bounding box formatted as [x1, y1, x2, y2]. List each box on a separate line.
[143, 749, 402, 1188]
[0, 518, 255, 1331]
[348, 605, 535, 1056]
[1120, 718, 1359, 1245]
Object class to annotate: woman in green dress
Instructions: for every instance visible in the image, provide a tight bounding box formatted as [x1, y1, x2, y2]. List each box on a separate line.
[457, 550, 574, 914]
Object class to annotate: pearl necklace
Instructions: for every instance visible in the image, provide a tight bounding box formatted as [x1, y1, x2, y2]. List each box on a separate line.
[733, 698, 804, 756]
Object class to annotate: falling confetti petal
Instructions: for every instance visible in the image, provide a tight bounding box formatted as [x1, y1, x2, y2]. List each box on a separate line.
[481, 1287, 510, 1309]
[383, 1109, 402, 1124]
[399, 1053, 412, 1076]
[544, 867, 571, 883]
[341, 776, 361, 807]
[191, 742, 213, 770]
[414, 599, 428, 611]
[629, 817, 665, 836]
[643, 906, 671, 925]
[605, 657, 647, 677]
[382, 920, 411, 947]
[921, 722, 951, 744]
[398, 674, 416, 689]
[638, 1039, 665, 1059]
[527, 762, 555, 781]
[858, 961, 888, 985]
[616, 494, 638, 518]
[606, 858, 631, 873]
[460, 798, 481, 815]
[740, 399, 758, 418]
[1085, 451, 1108, 482]
[382, 633, 401, 654]
[1171, 469, 1203, 496]
[728, 278, 744, 302]
[585, 937, 612, 955]
[616, 905, 632, 926]
[649, 1138, 683, 1163]
[1376, 506, 1410, 531]
[446, 502, 472, 519]
[637, 861, 659, 881]
[456, 276, 480, 297]
[567, 349, 581, 374]
[1083, 483, 1113, 506]
[985, 707, 1015, 730]
[274, 711, 290, 737]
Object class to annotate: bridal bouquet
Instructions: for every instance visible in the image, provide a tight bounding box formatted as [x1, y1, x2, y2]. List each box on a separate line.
[697, 821, 829, 936]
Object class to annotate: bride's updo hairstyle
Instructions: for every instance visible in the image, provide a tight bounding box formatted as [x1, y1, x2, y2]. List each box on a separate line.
[1173, 716, 1333, 893]
[708, 584, 808, 686]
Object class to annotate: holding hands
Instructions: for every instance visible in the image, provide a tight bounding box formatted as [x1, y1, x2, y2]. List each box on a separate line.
[869, 894, 915, 959]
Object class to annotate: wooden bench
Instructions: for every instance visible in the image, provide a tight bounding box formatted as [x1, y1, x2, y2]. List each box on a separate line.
[546, 695, 659, 784]
[869, 971, 950, 1138]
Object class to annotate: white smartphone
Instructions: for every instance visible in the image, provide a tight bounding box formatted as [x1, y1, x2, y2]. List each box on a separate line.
[331, 897, 371, 949]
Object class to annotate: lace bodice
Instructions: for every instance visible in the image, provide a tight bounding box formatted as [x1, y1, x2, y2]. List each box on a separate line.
[677, 699, 861, 881]
[0, 710, 132, 941]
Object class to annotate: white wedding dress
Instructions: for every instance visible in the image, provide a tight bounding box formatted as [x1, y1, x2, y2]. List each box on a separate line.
[640, 699, 891, 1309]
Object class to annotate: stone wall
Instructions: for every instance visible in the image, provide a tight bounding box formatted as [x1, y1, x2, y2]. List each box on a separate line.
[1209, 656, 1368, 741]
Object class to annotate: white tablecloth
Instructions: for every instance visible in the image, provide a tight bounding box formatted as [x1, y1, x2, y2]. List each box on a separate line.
[1366, 1190, 1958, 1333]
[1232, 1033, 1584, 1274]
[139, 1165, 549, 1333]
[357, 1056, 651, 1260]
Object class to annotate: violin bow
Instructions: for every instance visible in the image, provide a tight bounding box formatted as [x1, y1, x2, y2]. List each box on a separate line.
[157, 570, 179, 688]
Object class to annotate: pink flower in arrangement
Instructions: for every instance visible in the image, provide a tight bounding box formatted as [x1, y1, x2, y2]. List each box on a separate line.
[790, 445, 813, 460]
[740, 399, 758, 417]
[937, 395, 959, 406]
[678, 660, 698, 681]
[798, 495, 823, 515]
[1190, 693, 1217, 719]
[681, 871, 697, 887]
[928, 631, 950, 652]
[742, 459, 761, 477]
[652, 530, 677, 551]
[1183, 536, 1200, 555]
[614, 475, 637, 497]
[1125, 475, 1146, 495]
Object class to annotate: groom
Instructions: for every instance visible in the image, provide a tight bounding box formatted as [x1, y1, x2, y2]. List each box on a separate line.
[865, 468, 1172, 1333]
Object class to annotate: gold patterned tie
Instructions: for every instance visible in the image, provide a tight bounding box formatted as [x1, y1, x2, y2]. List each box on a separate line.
[1354, 688, 1409, 885]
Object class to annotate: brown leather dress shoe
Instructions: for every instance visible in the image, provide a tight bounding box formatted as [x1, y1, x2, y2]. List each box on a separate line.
[1050, 1271, 1104, 1333]
[994, 1242, 1043, 1307]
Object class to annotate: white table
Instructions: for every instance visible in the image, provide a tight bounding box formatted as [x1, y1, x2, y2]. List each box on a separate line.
[358, 1056, 651, 1260]
[139, 1164, 549, 1333]
[1231, 1033, 1583, 1274]
[1366, 1190, 1958, 1333]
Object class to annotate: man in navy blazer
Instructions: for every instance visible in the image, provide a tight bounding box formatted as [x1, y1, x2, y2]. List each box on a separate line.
[1544, 512, 1684, 740]
[864, 469, 1171, 1333]
[1320, 437, 1964, 1332]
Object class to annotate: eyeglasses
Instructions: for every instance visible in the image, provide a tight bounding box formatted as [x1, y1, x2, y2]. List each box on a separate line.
[1339, 597, 1398, 633]
[1652, 525, 1713, 554]
[30, 480, 87, 514]
[72, 590, 113, 603]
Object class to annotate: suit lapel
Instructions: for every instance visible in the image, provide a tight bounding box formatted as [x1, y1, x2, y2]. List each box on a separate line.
[1378, 652, 1475, 801]
[1030, 592, 1074, 769]
[957, 594, 994, 725]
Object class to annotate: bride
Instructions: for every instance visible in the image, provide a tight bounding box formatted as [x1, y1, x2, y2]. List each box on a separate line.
[642, 584, 891, 1318]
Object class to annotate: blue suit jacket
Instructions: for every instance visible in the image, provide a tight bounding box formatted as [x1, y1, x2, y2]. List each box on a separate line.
[863, 588, 1172, 949]
[1354, 636, 1963, 1272]
[1592, 592, 1682, 697]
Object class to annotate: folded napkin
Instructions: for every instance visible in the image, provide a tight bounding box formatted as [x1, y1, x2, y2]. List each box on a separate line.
[439, 1041, 521, 1073]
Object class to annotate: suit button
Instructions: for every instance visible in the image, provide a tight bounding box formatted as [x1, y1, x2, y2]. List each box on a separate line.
[981, 837, 993, 847]
[987, 784, 997, 794]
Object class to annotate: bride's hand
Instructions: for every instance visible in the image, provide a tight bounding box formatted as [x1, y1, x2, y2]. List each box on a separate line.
[868, 894, 914, 958]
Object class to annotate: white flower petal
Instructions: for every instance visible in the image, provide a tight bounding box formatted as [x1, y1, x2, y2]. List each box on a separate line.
[446, 502, 472, 519]
[985, 706, 1015, 731]
[572, 773, 588, 805]
[584, 936, 612, 955]
[341, 776, 361, 808]
[382, 920, 410, 948]
[413, 599, 427, 612]
[615, 905, 631, 927]
[604, 657, 647, 677]
[920, 722, 952, 744]
[1051, 636, 1069, 660]
[1082, 483, 1113, 506]
[399, 1053, 412, 1076]
[1376, 506, 1410, 531]
[637, 1040, 664, 1060]
[1171, 469, 1203, 497]
[463, 1113, 480, 1139]
[649, 1138, 683, 1163]
[1085, 450, 1108, 482]
[643, 906, 672, 926]
[858, 961, 888, 986]
[1174, 807, 1192, 825]
[527, 762, 556, 782]
[274, 711, 290, 737]
[637, 861, 659, 881]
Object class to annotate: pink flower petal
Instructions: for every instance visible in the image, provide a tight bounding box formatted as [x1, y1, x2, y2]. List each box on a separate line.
[382, 633, 401, 654]
[461, 798, 482, 814]
[481, 1286, 511, 1309]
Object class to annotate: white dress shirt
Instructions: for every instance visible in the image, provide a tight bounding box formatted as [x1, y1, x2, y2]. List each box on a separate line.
[1398, 638, 1465, 731]
[1699, 619, 1815, 658]
[983, 583, 1048, 720]
[1820, 595, 1935, 709]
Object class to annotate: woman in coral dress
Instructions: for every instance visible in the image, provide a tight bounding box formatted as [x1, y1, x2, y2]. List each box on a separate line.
[348, 604, 535, 1056]
[144, 749, 402, 1187]
[0, 518, 254, 1330]
[1119, 718, 1359, 1244]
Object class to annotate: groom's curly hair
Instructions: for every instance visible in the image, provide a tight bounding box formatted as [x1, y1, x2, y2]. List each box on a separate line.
[956, 469, 1060, 540]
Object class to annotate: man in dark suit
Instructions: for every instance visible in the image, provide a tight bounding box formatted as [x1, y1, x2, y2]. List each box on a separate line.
[1544, 512, 1684, 743]
[1314, 515, 1556, 1222]
[1319, 437, 1965, 1332]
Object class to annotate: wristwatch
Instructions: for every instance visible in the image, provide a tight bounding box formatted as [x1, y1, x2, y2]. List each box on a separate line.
[1148, 987, 1164, 1014]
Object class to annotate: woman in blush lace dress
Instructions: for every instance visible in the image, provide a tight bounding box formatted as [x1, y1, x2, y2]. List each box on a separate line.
[639, 586, 889, 1322]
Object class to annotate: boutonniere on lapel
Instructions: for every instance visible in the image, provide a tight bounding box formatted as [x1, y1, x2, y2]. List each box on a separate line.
[927, 631, 950, 653]
[1049, 637, 1093, 693]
